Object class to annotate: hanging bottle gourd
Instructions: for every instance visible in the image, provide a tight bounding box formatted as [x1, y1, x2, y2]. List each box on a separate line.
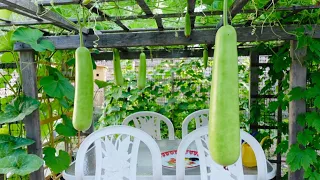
[137, 52, 147, 89]
[203, 45, 208, 69]
[113, 48, 124, 86]
[208, 0, 240, 166]
[184, 12, 191, 37]
[73, 28, 94, 131]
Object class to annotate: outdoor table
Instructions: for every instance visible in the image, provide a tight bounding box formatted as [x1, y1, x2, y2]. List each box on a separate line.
[63, 139, 276, 180]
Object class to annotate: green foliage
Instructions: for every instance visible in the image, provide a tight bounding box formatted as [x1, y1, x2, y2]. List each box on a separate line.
[0, 134, 34, 149]
[55, 115, 77, 137]
[12, 27, 55, 52]
[287, 144, 317, 172]
[0, 31, 14, 51]
[40, 67, 75, 101]
[0, 96, 40, 124]
[43, 147, 71, 174]
[99, 58, 249, 138]
[0, 135, 43, 176]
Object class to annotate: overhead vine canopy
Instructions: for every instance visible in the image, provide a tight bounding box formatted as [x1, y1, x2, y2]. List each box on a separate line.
[0, 0, 318, 37]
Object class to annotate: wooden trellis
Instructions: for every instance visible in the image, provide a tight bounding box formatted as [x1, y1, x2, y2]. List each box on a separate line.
[0, 0, 317, 179]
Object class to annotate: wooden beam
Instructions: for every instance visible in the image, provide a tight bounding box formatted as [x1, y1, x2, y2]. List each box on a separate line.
[0, 3, 44, 21]
[14, 25, 310, 50]
[217, 0, 250, 27]
[135, 0, 163, 30]
[19, 51, 44, 180]
[38, 0, 81, 6]
[249, 49, 259, 133]
[85, 3, 129, 31]
[0, 0, 88, 33]
[92, 48, 250, 60]
[288, 40, 306, 180]
[187, 0, 196, 29]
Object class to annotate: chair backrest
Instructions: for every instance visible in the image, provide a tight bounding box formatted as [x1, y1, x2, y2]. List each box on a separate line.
[176, 126, 267, 180]
[182, 109, 209, 137]
[75, 125, 162, 180]
[122, 111, 175, 140]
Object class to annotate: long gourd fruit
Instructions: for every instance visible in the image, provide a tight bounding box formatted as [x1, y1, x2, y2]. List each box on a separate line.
[203, 47, 208, 69]
[138, 52, 147, 89]
[184, 12, 191, 37]
[73, 47, 94, 131]
[208, 0, 240, 166]
[113, 49, 124, 86]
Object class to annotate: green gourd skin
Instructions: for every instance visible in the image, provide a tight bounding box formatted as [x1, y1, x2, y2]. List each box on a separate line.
[138, 52, 147, 89]
[82, 0, 92, 5]
[208, 0, 240, 166]
[73, 47, 94, 131]
[209, 24, 240, 166]
[184, 12, 191, 37]
[203, 48, 208, 69]
[113, 49, 124, 86]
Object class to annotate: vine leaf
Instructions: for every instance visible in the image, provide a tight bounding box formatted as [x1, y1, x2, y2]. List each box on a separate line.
[56, 115, 77, 137]
[40, 73, 75, 101]
[95, 80, 109, 89]
[1, 52, 14, 63]
[306, 112, 320, 132]
[314, 96, 320, 109]
[287, 145, 317, 171]
[297, 130, 313, 146]
[0, 134, 34, 149]
[289, 87, 305, 101]
[43, 147, 70, 174]
[275, 140, 288, 154]
[0, 154, 43, 176]
[12, 27, 55, 52]
[0, 31, 14, 51]
[304, 168, 320, 180]
[0, 97, 40, 124]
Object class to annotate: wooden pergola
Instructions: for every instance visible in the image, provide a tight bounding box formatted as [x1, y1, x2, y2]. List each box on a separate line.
[0, 0, 315, 179]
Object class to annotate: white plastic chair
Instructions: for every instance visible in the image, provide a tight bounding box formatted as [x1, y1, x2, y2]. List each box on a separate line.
[74, 125, 163, 180]
[122, 111, 175, 140]
[182, 109, 209, 137]
[176, 126, 268, 180]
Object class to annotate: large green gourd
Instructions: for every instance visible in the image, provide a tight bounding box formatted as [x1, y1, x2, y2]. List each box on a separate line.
[208, 0, 240, 166]
[138, 52, 147, 89]
[73, 34, 94, 131]
[113, 49, 124, 86]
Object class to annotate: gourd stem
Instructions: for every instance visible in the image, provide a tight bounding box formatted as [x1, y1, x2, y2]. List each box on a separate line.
[223, 0, 228, 26]
[79, 30, 84, 47]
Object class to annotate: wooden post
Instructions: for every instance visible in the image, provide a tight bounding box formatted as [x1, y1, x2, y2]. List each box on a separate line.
[20, 51, 44, 180]
[289, 40, 307, 180]
[250, 50, 259, 133]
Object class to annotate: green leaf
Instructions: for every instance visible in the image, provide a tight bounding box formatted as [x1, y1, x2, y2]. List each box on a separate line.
[311, 72, 320, 86]
[287, 145, 317, 171]
[66, 58, 75, 66]
[289, 87, 305, 101]
[297, 130, 313, 146]
[92, 58, 97, 70]
[56, 115, 77, 137]
[107, 106, 120, 114]
[305, 86, 320, 99]
[306, 112, 320, 132]
[0, 134, 34, 149]
[304, 167, 320, 180]
[0, 154, 43, 176]
[1, 52, 14, 63]
[0, 143, 14, 158]
[268, 101, 279, 112]
[0, 97, 40, 124]
[95, 80, 108, 89]
[314, 96, 320, 109]
[0, 31, 13, 51]
[43, 147, 70, 174]
[275, 140, 288, 154]
[40, 74, 75, 101]
[12, 27, 55, 52]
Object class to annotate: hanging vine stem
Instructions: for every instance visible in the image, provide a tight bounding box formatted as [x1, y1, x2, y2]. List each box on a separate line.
[223, 0, 228, 26]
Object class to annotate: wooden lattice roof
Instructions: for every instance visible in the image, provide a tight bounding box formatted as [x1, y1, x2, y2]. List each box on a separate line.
[0, 0, 319, 50]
